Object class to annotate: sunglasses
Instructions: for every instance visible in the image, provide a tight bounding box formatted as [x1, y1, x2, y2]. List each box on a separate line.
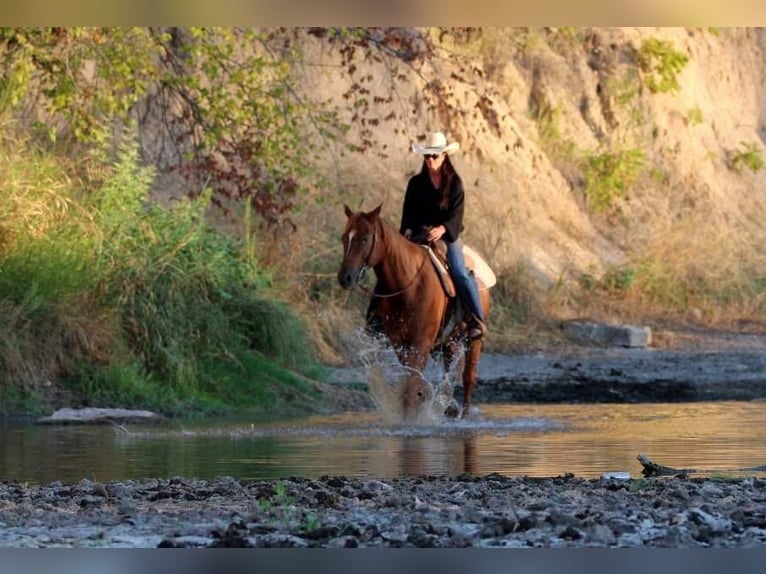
[424, 153, 442, 160]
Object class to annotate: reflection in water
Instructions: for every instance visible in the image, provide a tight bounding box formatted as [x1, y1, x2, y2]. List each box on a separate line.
[1, 402, 765, 484]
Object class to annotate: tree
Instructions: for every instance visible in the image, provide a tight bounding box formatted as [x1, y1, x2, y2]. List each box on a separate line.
[0, 27, 343, 227]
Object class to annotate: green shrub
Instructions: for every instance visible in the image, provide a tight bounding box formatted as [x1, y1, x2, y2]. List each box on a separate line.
[728, 141, 764, 174]
[0, 136, 320, 417]
[90, 143, 317, 406]
[686, 107, 704, 126]
[637, 37, 689, 94]
[601, 266, 636, 293]
[582, 147, 646, 211]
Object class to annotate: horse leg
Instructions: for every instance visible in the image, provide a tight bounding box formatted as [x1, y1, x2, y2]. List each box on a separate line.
[401, 351, 431, 422]
[461, 339, 483, 417]
[440, 341, 462, 419]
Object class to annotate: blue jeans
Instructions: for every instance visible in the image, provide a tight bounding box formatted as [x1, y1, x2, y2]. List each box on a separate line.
[447, 239, 484, 322]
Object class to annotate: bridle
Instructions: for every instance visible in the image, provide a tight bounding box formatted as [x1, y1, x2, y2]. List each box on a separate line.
[348, 219, 429, 298]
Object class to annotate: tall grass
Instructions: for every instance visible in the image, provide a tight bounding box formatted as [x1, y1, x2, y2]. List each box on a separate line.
[0, 134, 319, 418]
[539, 214, 766, 332]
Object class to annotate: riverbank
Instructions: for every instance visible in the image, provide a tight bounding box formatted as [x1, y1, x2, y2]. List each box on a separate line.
[1, 474, 765, 548]
[325, 325, 766, 406]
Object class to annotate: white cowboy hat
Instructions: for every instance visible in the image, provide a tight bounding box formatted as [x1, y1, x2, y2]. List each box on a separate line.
[411, 131, 460, 155]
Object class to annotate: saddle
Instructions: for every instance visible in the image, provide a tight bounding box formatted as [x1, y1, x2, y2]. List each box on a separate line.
[409, 228, 496, 298]
[424, 241, 456, 297]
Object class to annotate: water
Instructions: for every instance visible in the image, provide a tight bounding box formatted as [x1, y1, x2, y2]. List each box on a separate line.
[1, 401, 764, 484]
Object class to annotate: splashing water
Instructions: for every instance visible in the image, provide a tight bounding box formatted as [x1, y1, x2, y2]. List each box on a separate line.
[356, 329, 465, 425]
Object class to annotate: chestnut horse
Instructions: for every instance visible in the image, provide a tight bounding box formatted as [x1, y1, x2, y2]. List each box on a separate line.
[337, 204, 491, 420]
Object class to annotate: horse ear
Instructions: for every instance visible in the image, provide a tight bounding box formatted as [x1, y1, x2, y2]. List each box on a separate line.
[370, 203, 383, 219]
[344, 204, 353, 218]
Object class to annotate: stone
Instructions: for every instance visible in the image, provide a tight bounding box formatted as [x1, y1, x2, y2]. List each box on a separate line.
[36, 408, 163, 425]
[562, 321, 652, 348]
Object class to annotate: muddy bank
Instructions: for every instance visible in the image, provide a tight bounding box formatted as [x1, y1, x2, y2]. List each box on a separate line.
[1, 474, 765, 548]
[469, 345, 766, 403]
[328, 328, 766, 405]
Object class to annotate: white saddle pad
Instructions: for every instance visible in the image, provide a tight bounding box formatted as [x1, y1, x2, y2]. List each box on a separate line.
[463, 244, 497, 288]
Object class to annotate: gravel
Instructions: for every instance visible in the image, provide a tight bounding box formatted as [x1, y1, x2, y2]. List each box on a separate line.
[1, 474, 765, 548]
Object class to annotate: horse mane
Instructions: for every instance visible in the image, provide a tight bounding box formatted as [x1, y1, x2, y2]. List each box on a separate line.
[375, 215, 422, 258]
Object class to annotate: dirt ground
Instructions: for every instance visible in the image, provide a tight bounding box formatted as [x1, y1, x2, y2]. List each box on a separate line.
[469, 326, 766, 404]
[2, 326, 766, 548]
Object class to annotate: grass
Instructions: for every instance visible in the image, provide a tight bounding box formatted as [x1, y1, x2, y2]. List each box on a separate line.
[636, 37, 689, 94]
[581, 147, 646, 212]
[0, 132, 323, 419]
[728, 141, 764, 174]
[537, 212, 766, 333]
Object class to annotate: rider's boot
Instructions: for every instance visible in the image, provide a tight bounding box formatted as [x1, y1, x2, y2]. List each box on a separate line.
[466, 313, 487, 340]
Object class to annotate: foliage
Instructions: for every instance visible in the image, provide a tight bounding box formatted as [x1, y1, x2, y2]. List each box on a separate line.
[0, 134, 320, 417]
[728, 141, 764, 174]
[0, 28, 160, 143]
[256, 481, 321, 531]
[579, 266, 636, 295]
[686, 107, 703, 126]
[0, 27, 343, 227]
[307, 27, 434, 156]
[581, 147, 646, 211]
[534, 103, 577, 162]
[636, 37, 689, 94]
[89, 142, 318, 409]
[0, 132, 108, 415]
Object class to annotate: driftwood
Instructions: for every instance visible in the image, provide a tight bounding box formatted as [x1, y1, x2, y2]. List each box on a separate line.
[637, 454, 766, 477]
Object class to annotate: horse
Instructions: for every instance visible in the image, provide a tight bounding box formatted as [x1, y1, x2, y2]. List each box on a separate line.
[337, 204, 492, 421]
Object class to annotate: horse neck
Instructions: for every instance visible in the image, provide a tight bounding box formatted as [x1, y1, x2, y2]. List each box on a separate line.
[373, 219, 428, 292]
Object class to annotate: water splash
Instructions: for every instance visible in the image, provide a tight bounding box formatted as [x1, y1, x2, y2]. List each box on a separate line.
[356, 329, 464, 425]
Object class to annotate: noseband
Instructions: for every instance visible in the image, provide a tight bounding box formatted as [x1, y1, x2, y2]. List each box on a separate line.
[366, 224, 429, 299]
[358, 227, 377, 281]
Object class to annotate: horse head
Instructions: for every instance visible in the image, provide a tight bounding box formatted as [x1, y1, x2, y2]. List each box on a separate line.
[337, 204, 382, 290]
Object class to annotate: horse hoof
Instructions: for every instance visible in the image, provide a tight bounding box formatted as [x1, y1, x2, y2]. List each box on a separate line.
[444, 402, 460, 419]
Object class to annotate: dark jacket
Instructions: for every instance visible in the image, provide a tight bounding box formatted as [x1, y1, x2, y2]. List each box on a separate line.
[399, 169, 465, 243]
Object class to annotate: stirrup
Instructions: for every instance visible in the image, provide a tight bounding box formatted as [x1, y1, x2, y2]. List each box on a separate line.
[467, 316, 487, 340]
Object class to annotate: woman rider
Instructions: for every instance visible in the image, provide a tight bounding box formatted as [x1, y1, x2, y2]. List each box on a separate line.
[367, 131, 487, 340]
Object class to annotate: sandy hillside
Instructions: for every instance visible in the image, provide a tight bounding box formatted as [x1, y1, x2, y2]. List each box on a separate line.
[280, 27, 766, 294]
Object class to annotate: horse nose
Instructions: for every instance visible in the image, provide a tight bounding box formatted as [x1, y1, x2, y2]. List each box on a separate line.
[337, 268, 354, 289]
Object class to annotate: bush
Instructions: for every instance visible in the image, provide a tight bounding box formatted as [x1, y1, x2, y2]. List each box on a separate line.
[728, 141, 764, 174]
[637, 37, 689, 94]
[0, 136, 319, 417]
[581, 147, 646, 211]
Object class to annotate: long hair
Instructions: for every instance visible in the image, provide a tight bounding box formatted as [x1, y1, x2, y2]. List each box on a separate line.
[420, 155, 459, 210]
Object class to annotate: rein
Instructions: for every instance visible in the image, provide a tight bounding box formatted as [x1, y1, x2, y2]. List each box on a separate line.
[357, 225, 430, 298]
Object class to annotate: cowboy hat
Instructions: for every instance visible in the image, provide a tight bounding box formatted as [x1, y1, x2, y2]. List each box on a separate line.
[411, 131, 460, 155]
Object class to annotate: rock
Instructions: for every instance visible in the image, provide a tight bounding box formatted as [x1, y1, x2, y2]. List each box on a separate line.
[563, 321, 652, 348]
[326, 535, 359, 548]
[36, 408, 163, 425]
[601, 471, 631, 481]
[688, 508, 733, 533]
[2, 471, 766, 548]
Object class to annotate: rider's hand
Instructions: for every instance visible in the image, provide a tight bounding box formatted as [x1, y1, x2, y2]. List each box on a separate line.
[426, 225, 446, 243]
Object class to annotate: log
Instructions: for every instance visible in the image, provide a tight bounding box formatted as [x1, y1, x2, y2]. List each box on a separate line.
[637, 454, 696, 477]
[637, 454, 766, 477]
